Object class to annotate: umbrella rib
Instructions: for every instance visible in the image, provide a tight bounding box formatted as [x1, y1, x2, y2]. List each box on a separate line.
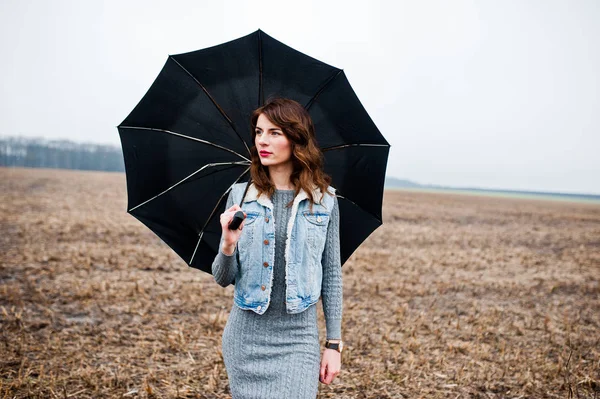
[336, 194, 383, 224]
[322, 143, 389, 152]
[258, 30, 263, 106]
[168, 55, 251, 155]
[305, 69, 344, 111]
[190, 231, 205, 265]
[128, 161, 250, 212]
[119, 126, 250, 162]
[189, 167, 251, 264]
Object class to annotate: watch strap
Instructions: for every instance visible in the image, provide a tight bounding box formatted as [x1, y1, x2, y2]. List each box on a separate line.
[325, 340, 343, 353]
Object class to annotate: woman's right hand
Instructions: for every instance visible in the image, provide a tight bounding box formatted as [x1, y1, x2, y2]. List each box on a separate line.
[219, 204, 246, 255]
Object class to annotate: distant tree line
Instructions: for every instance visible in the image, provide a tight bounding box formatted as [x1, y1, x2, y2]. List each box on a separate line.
[0, 136, 124, 172]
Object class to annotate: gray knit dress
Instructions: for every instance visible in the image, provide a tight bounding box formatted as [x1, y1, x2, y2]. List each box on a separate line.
[211, 189, 343, 399]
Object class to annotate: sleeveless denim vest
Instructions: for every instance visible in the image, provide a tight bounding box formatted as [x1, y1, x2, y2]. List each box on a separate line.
[227, 182, 336, 315]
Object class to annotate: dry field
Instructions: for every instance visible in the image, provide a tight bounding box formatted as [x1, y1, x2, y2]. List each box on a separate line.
[1, 167, 599, 399]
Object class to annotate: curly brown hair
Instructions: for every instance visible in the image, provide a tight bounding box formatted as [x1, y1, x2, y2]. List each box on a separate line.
[249, 97, 333, 210]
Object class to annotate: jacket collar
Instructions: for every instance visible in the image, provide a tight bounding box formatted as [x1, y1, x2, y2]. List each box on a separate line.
[242, 182, 334, 211]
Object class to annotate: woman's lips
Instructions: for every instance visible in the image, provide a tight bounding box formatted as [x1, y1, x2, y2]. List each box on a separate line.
[259, 151, 272, 157]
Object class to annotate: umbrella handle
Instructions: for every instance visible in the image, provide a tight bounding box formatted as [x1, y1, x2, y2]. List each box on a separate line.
[228, 210, 246, 230]
[228, 179, 251, 230]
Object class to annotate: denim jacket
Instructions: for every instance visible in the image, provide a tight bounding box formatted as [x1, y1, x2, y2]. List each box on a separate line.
[226, 182, 336, 315]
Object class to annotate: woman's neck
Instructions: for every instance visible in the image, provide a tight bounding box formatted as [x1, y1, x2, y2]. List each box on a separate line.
[268, 163, 294, 190]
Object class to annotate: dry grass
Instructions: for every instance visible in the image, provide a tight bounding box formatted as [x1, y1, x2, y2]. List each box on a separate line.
[1, 166, 599, 398]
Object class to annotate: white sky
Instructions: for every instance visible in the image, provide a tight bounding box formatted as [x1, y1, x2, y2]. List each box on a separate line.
[1, 0, 599, 194]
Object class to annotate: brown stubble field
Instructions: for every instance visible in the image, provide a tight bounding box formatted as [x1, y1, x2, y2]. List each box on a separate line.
[1, 166, 599, 399]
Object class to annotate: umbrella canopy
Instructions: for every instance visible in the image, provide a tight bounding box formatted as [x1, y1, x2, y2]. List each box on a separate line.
[117, 29, 390, 275]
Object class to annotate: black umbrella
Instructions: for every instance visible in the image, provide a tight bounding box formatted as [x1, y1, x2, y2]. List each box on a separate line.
[117, 29, 390, 275]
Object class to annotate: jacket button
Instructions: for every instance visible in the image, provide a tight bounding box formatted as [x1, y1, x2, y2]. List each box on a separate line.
[263, 262, 269, 267]
[257, 305, 262, 311]
[265, 217, 269, 222]
[261, 285, 266, 291]
[263, 239, 269, 245]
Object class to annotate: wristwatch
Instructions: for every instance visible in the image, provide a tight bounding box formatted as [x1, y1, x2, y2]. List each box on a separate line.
[325, 339, 344, 353]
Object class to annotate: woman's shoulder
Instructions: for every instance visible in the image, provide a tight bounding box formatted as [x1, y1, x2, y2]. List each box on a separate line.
[321, 184, 336, 199]
[228, 182, 251, 204]
[313, 184, 336, 210]
[231, 181, 252, 193]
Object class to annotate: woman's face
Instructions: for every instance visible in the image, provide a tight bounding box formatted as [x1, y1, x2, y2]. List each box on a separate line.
[254, 113, 292, 168]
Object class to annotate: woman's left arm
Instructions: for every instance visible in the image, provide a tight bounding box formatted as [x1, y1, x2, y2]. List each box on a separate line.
[320, 195, 343, 384]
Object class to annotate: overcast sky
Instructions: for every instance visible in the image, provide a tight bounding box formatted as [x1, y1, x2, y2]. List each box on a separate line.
[1, 0, 598, 194]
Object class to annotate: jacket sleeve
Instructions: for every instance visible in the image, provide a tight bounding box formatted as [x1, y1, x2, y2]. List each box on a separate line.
[211, 189, 240, 287]
[321, 195, 343, 340]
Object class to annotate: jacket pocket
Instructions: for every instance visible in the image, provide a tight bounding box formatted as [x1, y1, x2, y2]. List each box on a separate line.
[301, 211, 330, 283]
[243, 211, 261, 225]
[239, 211, 262, 240]
[237, 211, 262, 267]
[301, 211, 330, 227]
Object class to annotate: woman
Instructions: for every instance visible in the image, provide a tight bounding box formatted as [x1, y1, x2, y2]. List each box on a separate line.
[211, 97, 343, 398]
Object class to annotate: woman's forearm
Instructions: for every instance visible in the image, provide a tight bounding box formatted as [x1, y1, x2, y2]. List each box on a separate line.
[212, 244, 239, 287]
[221, 242, 236, 256]
[321, 196, 343, 340]
[211, 191, 240, 287]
